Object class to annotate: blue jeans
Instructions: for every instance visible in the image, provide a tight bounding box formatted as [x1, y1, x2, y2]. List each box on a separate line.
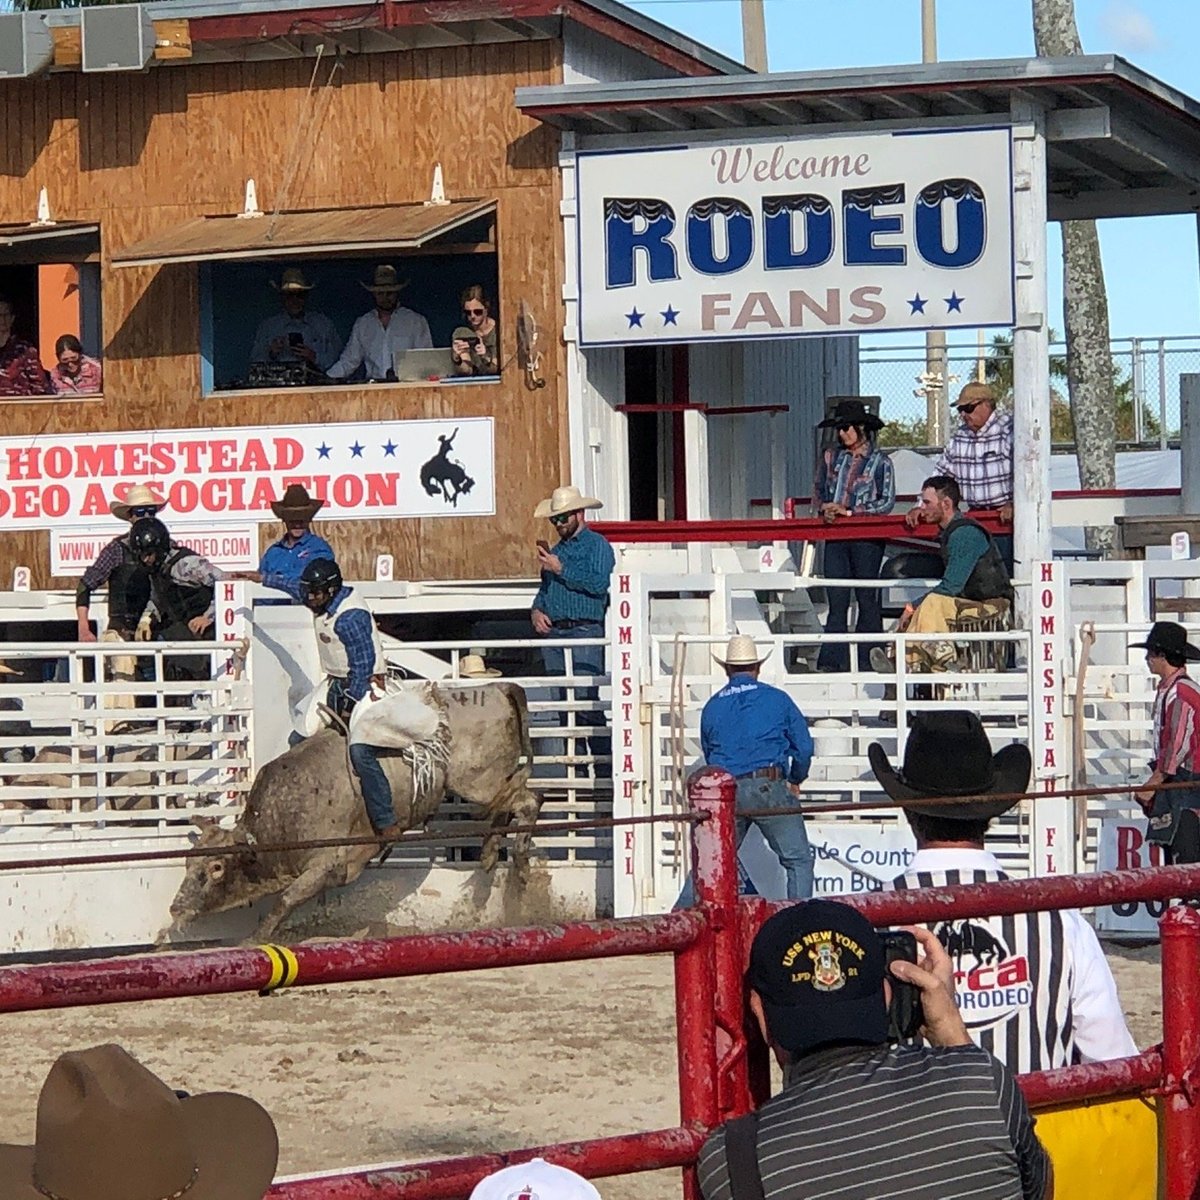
[541, 621, 610, 778]
[819, 539, 885, 672]
[348, 741, 396, 831]
[676, 777, 814, 906]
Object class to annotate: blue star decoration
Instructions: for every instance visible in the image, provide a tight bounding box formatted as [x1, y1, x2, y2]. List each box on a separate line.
[660, 305, 679, 326]
[382, 439, 397, 457]
[945, 292, 965, 313]
[316, 442, 331, 459]
[625, 307, 644, 329]
[907, 294, 927, 315]
[349, 441, 364, 458]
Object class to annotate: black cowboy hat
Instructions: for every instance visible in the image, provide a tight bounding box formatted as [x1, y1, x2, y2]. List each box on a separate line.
[868, 710, 1032, 821]
[1129, 621, 1200, 662]
[817, 397, 885, 433]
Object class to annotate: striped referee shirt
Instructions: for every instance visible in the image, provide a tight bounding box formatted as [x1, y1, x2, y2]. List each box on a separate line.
[697, 1042, 1049, 1200]
[893, 849, 1137, 1074]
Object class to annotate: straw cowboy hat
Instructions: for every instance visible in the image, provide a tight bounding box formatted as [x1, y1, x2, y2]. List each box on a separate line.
[1130, 620, 1200, 662]
[270, 483, 324, 522]
[533, 485, 603, 520]
[868, 710, 1032, 821]
[361, 264, 408, 294]
[713, 634, 771, 669]
[270, 267, 315, 292]
[0, 1043, 278, 1200]
[460, 654, 501, 678]
[109, 483, 166, 523]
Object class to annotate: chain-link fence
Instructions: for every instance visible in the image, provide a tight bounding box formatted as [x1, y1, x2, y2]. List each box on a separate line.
[859, 335, 1200, 448]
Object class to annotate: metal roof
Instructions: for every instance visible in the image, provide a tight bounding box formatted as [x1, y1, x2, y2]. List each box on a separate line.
[516, 55, 1200, 221]
[112, 200, 495, 267]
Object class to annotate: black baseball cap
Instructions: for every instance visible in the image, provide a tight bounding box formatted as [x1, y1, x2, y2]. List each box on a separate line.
[747, 901, 888, 1055]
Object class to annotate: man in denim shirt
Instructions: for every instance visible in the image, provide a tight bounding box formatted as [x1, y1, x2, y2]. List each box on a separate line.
[682, 635, 815, 903]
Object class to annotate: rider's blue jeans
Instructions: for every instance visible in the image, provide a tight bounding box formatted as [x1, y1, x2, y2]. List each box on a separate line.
[348, 742, 396, 831]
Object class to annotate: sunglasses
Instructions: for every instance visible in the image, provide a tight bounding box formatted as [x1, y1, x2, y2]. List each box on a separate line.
[549, 513, 573, 526]
[131, 506, 159, 517]
[463, 307, 485, 316]
[956, 402, 982, 416]
[836, 422, 857, 432]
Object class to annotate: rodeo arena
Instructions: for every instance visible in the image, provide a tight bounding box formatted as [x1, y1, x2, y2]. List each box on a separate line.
[7, 1, 1200, 1198]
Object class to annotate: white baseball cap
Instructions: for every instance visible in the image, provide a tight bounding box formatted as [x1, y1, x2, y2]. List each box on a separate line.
[469, 1159, 602, 1200]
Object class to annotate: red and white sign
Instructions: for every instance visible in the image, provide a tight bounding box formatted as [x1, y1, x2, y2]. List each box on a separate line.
[0, 418, 495, 531]
[1095, 816, 1165, 935]
[1031, 560, 1073, 874]
[51, 525, 258, 576]
[609, 571, 646, 917]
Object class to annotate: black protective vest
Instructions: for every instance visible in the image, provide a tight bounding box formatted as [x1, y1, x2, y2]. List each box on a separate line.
[150, 547, 213, 627]
[939, 516, 1012, 602]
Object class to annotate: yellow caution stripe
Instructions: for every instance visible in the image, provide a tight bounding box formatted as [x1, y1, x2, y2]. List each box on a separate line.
[257, 943, 300, 995]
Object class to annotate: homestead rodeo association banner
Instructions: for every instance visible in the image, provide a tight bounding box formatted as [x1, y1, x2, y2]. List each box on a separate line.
[0, 418, 495, 533]
[574, 126, 1014, 345]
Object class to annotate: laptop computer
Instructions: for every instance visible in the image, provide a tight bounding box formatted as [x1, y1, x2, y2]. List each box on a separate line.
[392, 348, 455, 382]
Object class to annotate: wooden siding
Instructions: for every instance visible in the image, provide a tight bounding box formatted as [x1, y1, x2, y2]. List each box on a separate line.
[0, 40, 565, 587]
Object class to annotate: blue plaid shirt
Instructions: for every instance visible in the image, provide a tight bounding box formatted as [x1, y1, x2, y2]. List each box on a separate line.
[532, 527, 614, 624]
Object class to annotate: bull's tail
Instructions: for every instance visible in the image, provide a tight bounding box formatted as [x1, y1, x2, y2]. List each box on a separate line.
[506, 684, 534, 774]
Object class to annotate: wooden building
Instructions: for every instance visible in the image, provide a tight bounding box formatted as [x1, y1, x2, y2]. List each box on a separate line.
[0, 0, 742, 588]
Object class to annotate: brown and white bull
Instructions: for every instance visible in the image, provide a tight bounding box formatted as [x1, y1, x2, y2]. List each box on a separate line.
[165, 681, 540, 942]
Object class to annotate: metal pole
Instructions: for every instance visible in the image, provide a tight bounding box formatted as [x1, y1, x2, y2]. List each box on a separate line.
[920, 0, 937, 62]
[921, 0, 946, 446]
[1160, 904, 1200, 1199]
[1131, 338, 1145, 445]
[740, 0, 767, 72]
[1159, 338, 1170, 450]
[1183, 374, 1200, 515]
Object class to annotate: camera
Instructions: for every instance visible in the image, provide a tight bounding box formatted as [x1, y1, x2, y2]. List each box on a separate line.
[880, 929, 925, 1043]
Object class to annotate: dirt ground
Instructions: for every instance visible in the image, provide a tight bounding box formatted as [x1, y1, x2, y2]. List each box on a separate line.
[0, 939, 1164, 1199]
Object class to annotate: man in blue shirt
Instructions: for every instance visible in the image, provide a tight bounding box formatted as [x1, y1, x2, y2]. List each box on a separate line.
[258, 484, 335, 585]
[531, 484, 615, 778]
[688, 635, 815, 902]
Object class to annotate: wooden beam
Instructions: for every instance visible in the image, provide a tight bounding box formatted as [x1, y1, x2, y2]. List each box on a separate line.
[52, 25, 81, 69]
[153, 18, 192, 61]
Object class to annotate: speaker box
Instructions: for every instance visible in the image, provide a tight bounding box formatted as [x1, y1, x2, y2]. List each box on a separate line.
[0, 13, 54, 79]
[81, 4, 155, 73]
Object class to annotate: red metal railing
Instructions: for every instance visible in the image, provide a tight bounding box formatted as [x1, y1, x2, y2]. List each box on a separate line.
[0, 771, 1193, 1197]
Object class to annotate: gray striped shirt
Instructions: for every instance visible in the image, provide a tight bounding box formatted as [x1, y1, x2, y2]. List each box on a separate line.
[697, 1043, 1048, 1200]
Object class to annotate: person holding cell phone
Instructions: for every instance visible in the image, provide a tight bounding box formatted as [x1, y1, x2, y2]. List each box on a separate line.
[451, 285, 499, 377]
[249, 267, 341, 374]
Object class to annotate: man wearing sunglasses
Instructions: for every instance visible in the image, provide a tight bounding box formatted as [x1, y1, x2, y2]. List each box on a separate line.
[906, 382, 1014, 575]
[531, 485, 615, 778]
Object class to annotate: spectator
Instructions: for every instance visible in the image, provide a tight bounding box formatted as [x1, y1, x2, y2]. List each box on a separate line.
[1132, 621, 1200, 863]
[908, 382, 1014, 574]
[257, 484, 334, 585]
[696, 901, 1052, 1200]
[872, 475, 1012, 674]
[880, 710, 1138, 1073]
[813, 398, 895, 672]
[470, 1159, 601, 1200]
[249, 267, 341, 374]
[0, 1042, 278, 1200]
[49, 334, 103, 395]
[678, 635, 814, 905]
[0, 295, 50, 397]
[451, 286, 499, 376]
[326, 265, 432, 382]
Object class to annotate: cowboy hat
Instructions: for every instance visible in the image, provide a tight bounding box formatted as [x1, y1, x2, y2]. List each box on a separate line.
[0, 1043, 278, 1200]
[270, 267, 314, 293]
[817, 397, 885, 432]
[713, 634, 771, 669]
[868, 710, 1031, 821]
[459, 654, 500, 678]
[109, 483, 166, 523]
[1130, 620, 1200, 662]
[360, 265, 407, 294]
[533, 485, 603, 520]
[270, 483, 324, 522]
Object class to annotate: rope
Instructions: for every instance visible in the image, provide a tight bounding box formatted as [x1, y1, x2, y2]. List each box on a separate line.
[1072, 621, 1097, 836]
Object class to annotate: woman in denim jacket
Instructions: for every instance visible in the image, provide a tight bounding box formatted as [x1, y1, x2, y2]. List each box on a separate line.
[813, 399, 895, 672]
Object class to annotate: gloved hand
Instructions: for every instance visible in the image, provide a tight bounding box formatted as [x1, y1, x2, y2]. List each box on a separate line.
[134, 617, 153, 643]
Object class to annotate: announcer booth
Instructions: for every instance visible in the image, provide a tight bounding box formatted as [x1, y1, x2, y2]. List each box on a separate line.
[517, 55, 1200, 917]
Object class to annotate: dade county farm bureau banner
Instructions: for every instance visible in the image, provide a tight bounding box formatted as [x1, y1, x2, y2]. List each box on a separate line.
[0, 418, 494, 532]
[575, 127, 1015, 345]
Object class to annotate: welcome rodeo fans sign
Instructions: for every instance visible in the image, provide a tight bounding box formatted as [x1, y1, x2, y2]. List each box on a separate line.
[574, 127, 1014, 345]
[0, 418, 495, 533]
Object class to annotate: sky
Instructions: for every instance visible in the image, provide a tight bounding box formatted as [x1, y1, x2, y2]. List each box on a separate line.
[621, 0, 1200, 344]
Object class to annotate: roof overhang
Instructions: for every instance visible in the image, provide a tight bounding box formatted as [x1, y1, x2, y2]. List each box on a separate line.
[517, 55, 1200, 221]
[0, 221, 100, 266]
[112, 199, 495, 268]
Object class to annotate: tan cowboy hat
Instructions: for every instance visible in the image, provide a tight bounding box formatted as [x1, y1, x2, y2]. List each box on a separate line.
[109, 483, 166, 523]
[460, 654, 500, 678]
[361, 264, 407, 294]
[533, 485, 603, 520]
[270, 483, 324, 522]
[270, 267, 315, 293]
[713, 634, 771, 669]
[0, 1043, 278, 1200]
[0, 662, 20, 676]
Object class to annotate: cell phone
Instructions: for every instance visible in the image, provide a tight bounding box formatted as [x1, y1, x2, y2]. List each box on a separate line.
[288, 332, 304, 347]
[880, 929, 925, 1043]
[536, 539, 550, 553]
